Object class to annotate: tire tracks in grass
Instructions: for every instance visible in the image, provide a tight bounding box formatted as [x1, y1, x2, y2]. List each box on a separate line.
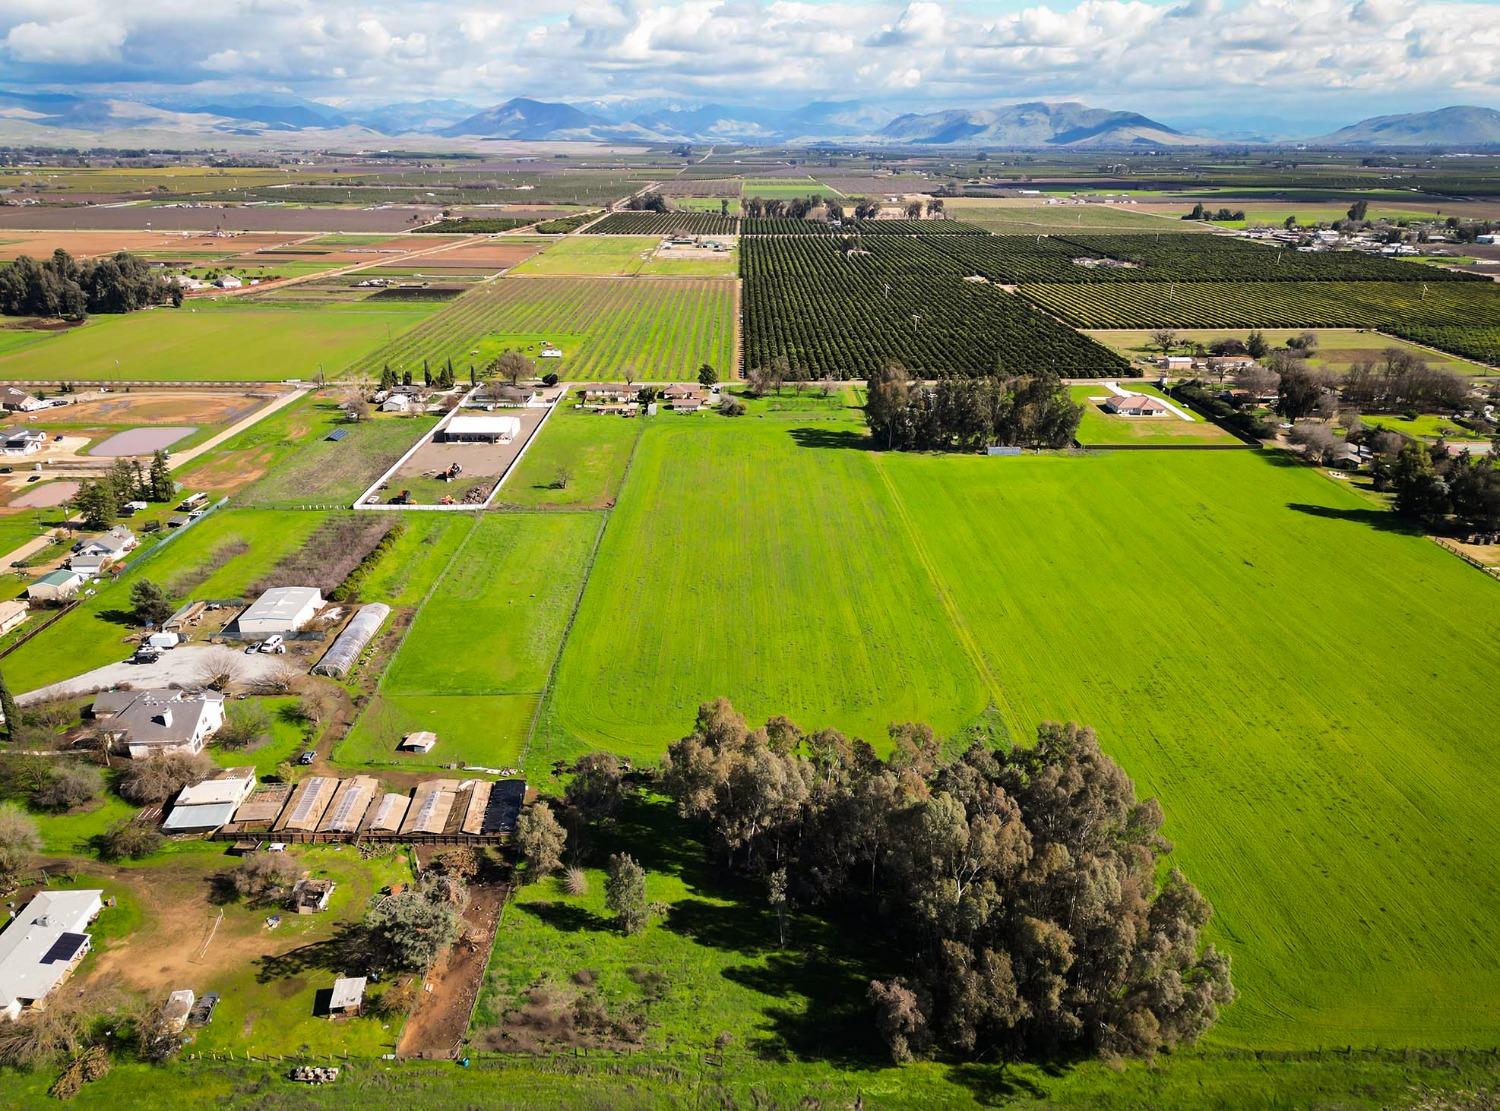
[518, 415, 649, 769]
[870, 453, 1023, 740]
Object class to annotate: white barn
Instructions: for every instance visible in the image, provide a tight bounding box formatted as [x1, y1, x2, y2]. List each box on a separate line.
[442, 415, 521, 444]
[239, 587, 323, 638]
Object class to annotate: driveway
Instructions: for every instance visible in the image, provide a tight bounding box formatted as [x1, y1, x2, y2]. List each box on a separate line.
[19, 645, 295, 705]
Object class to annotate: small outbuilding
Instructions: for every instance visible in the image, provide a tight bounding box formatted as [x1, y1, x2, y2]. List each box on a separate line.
[398, 731, 437, 754]
[26, 568, 83, 604]
[328, 976, 366, 1018]
[161, 989, 195, 1034]
[291, 878, 336, 915]
[0, 600, 29, 635]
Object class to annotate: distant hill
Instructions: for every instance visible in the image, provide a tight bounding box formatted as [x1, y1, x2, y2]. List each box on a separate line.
[1314, 105, 1500, 147]
[877, 101, 1192, 147]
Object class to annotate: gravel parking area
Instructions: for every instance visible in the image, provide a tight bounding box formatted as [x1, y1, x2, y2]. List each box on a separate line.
[18, 645, 292, 705]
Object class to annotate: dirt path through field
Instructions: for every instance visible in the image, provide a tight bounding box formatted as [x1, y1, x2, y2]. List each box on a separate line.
[395, 881, 507, 1059]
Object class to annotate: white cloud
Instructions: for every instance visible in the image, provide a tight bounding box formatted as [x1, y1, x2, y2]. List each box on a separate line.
[0, 0, 1495, 127]
[5, 12, 125, 64]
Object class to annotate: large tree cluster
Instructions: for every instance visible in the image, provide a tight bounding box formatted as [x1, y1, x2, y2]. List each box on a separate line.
[865, 363, 1083, 451]
[0, 249, 181, 320]
[661, 700, 1234, 1063]
[1341, 349, 1470, 414]
[1376, 441, 1500, 533]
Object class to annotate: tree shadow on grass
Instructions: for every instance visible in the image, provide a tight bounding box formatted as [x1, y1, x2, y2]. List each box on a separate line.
[1285, 502, 1424, 534]
[255, 923, 368, 984]
[787, 426, 873, 452]
[96, 607, 137, 628]
[518, 900, 613, 934]
[589, 794, 719, 894]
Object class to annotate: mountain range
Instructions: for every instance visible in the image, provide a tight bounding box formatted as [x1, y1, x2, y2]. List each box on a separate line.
[0, 88, 1495, 149]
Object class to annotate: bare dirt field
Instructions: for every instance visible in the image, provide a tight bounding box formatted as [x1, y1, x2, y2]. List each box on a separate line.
[387, 407, 549, 505]
[0, 229, 301, 259]
[396, 881, 507, 1059]
[7, 480, 78, 507]
[0, 206, 443, 233]
[88, 426, 197, 456]
[53, 389, 272, 427]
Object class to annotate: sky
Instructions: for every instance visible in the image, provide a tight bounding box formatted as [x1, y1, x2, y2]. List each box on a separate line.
[1, 0, 1497, 133]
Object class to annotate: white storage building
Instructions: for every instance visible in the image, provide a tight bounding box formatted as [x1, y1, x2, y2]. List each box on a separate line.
[238, 587, 323, 638]
[0, 890, 103, 1022]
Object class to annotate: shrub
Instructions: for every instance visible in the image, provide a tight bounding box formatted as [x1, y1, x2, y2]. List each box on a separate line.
[99, 820, 162, 861]
[118, 752, 215, 805]
[231, 850, 302, 902]
[31, 764, 104, 812]
[563, 867, 589, 897]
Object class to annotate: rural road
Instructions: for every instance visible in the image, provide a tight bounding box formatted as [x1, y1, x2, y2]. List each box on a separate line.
[166, 387, 310, 470]
[19, 644, 291, 705]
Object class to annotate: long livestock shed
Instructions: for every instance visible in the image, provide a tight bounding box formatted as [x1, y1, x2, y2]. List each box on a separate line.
[214, 775, 527, 845]
[312, 604, 391, 679]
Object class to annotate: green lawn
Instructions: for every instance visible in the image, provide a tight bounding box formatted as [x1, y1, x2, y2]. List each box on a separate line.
[1085, 327, 1493, 377]
[234, 408, 436, 508]
[510, 236, 656, 276]
[1363, 412, 1486, 442]
[536, 411, 1500, 1052]
[336, 512, 600, 769]
[496, 403, 642, 509]
[0, 302, 439, 383]
[4, 508, 328, 691]
[1070, 384, 1242, 446]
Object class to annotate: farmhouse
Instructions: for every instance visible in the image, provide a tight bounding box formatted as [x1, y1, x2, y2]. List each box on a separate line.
[381, 394, 414, 414]
[2, 429, 46, 456]
[672, 395, 705, 413]
[163, 766, 257, 833]
[214, 275, 243, 289]
[581, 384, 634, 404]
[99, 688, 226, 759]
[661, 383, 706, 403]
[0, 889, 103, 1022]
[489, 384, 541, 407]
[0, 600, 29, 635]
[1157, 356, 1193, 372]
[441, 415, 521, 444]
[238, 586, 323, 638]
[0, 387, 44, 413]
[1105, 394, 1172, 417]
[27, 568, 84, 603]
[69, 526, 137, 574]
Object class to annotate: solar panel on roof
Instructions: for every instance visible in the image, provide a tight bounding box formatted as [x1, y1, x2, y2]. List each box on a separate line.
[41, 932, 87, 965]
[482, 780, 526, 834]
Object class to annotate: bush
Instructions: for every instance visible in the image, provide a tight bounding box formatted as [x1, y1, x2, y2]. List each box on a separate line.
[99, 820, 162, 861]
[31, 764, 104, 812]
[231, 850, 302, 902]
[0, 802, 41, 891]
[215, 702, 272, 750]
[563, 867, 589, 897]
[118, 752, 215, 805]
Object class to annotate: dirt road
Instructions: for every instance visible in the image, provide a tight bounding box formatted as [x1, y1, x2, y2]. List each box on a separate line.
[395, 881, 507, 1059]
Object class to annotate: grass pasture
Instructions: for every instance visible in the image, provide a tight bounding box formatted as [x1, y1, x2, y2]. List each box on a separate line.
[1086, 327, 1493, 377]
[337, 512, 600, 769]
[537, 410, 1500, 1051]
[1069, 384, 1242, 446]
[349, 278, 736, 382]
[496, 402, 643, 509]
[0, 302, 439, 383]
[509, 236, 656, 276]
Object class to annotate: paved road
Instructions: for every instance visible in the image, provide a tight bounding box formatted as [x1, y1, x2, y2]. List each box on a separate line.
[19, 644, 292, 705]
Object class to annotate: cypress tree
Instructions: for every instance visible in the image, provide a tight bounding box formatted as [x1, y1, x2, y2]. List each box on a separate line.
[0, 667, 19, 741]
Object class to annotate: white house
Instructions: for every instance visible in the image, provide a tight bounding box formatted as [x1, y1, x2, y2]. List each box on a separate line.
[69, 526, 137, 574]
[1105, 394, 1172, 417]
[1156, 356, 1193, 372]
[0, 599, 28, 635]
[0, 889, 104, 1022]
[27, 568, 84, 603]
[238, 586, 323, 638]
[2, 429, 46, 456]
[0, 387, 44, 413]
[99, 688, 226, 759]
[441, 415, 521, 444]
[381, 394, 413, 414]
[215, 275, 243, 289]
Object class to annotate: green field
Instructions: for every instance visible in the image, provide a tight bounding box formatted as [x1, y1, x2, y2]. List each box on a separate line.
[1069, 384, 1242, 445]
[496, 402, 643, 509]
[337, 512, 600, 769]
[510, 236, 656, 276]
[537, 412, 1500, 1051]
[944, 198, 1208, 233]
[742, 176, 844, 198]
[0, 303, 439, 383]
[349, 278, 736, 382]
[1364, 412, 1487, 441]
[1086, 327, 1493, 377]
[234, 408, 436, 508]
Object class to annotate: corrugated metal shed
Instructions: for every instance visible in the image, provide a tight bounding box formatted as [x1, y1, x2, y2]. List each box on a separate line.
[483, 780, 527, 835]
[312, 603, 391, 679]
[461, 781, 492, 835]
[399, 779, 458, 836]
[366, 793, 410, 833]
[276, 776, 339, 833]
[319, 776, 379, 833]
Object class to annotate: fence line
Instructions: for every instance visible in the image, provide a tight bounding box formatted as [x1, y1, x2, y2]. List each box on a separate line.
[1431, 536, 1500, 581]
